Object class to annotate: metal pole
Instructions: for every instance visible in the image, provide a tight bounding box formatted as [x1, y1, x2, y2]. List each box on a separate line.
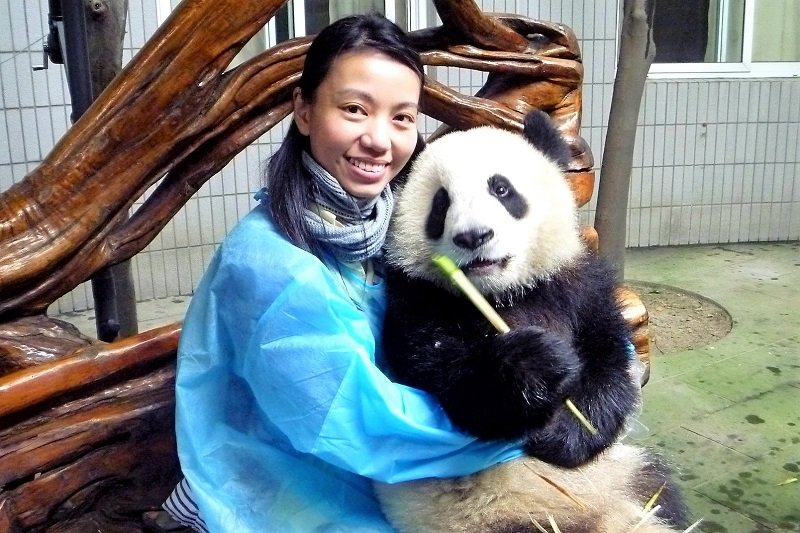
[56, 0, 138, 341]
[60, 1, 94, 120]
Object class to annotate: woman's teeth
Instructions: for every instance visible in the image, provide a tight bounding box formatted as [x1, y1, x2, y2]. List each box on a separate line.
[350, 159, 386, 173]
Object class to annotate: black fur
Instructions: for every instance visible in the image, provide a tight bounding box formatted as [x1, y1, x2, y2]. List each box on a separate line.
[382, 254, 641, 468]
[632, 452, 691, 528]
[522, 110, 572, 169]
[424, 187, 450, 240]
[488, 174, 528, 218]
[492, 520, 598, 533]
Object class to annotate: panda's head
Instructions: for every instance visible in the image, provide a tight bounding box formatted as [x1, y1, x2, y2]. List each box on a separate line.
[386, 111, 584, 296]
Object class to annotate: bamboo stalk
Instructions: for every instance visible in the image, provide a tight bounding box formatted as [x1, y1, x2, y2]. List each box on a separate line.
[432, 254, 598, 435]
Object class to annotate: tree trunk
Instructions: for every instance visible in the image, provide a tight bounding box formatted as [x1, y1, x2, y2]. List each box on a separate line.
[594, 0, 656, 279]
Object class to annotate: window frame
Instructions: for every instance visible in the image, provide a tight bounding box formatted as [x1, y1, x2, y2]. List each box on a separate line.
[156, 1, 428, 43]
[647, 0, 800, 79]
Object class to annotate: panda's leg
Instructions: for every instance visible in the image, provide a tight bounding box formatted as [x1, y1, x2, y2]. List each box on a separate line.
[376, 448, 688, 533]
[476, 450, 687, 533]
[631, 451, 691, 529]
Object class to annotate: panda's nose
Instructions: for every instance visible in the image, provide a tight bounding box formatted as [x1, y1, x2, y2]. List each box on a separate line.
[453, 227, 494, 250]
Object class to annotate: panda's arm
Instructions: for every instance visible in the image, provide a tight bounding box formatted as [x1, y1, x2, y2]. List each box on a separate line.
[382, 271, 581, 442]
[522, 258, 642, 468]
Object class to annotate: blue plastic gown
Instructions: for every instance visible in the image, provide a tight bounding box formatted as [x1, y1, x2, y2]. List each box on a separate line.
[175, 204, 525, 532]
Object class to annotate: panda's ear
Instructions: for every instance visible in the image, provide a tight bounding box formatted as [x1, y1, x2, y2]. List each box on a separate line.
[391, 132, 426, 191]
[522, 110, 572, 169]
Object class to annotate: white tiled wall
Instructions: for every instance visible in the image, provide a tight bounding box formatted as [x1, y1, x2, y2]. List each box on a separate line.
[2, 0, 799, 314]
[626, 79, 800, 246]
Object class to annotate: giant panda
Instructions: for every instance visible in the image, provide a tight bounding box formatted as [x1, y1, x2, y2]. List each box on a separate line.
[374, 111, 688, 532]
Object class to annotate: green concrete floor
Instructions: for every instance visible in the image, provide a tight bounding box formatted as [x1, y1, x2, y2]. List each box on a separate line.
[625, 242, 799, 532]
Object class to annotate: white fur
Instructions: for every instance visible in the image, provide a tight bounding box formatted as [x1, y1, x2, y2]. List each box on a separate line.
[387, 125, 584, 296]
[375, 443, 678, 533]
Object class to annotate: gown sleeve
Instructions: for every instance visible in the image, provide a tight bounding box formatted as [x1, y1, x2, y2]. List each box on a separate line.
[174, 207, 523, 531]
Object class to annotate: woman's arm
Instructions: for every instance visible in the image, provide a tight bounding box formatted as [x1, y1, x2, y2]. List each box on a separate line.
[176, 210, 522, 485]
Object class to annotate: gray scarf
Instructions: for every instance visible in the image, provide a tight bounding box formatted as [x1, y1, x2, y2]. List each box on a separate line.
[302, 152, 393, 263]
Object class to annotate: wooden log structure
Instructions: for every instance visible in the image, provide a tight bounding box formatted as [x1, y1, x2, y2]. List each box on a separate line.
[0, 0, 649, 530]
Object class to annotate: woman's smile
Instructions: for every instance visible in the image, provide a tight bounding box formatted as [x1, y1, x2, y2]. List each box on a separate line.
[348, 157, 388, 174]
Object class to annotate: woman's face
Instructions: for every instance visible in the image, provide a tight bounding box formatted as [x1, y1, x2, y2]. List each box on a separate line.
[293, 50, 422, 199]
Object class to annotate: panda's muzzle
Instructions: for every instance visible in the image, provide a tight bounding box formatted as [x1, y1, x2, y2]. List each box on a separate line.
[453, 227, 494, 250]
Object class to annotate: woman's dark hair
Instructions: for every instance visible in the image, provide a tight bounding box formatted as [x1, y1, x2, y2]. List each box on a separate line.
[266, 13, 424, 254]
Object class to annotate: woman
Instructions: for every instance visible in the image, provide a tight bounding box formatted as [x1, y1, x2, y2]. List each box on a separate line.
[165, 13, 523, 532]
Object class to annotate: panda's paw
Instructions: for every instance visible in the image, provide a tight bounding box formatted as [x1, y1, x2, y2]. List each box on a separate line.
[494, 327, 582, 411]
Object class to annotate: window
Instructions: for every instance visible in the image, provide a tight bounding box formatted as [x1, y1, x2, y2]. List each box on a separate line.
[157, 1, 422, 69]
[649, 0, 800, 78]
[279, 1, 411, 39]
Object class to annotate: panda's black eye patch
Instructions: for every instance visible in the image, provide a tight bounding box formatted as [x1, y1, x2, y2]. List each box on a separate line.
[425, 187, 450, 240]
[488, 174, 527, 219]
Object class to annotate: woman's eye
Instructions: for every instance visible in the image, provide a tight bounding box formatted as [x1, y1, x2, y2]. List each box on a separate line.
[344, 104, 364, 115]
[395, 113, 416, 124]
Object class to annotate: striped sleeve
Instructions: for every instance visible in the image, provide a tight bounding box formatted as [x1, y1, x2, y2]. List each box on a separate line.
[163, 478, 209, 533]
